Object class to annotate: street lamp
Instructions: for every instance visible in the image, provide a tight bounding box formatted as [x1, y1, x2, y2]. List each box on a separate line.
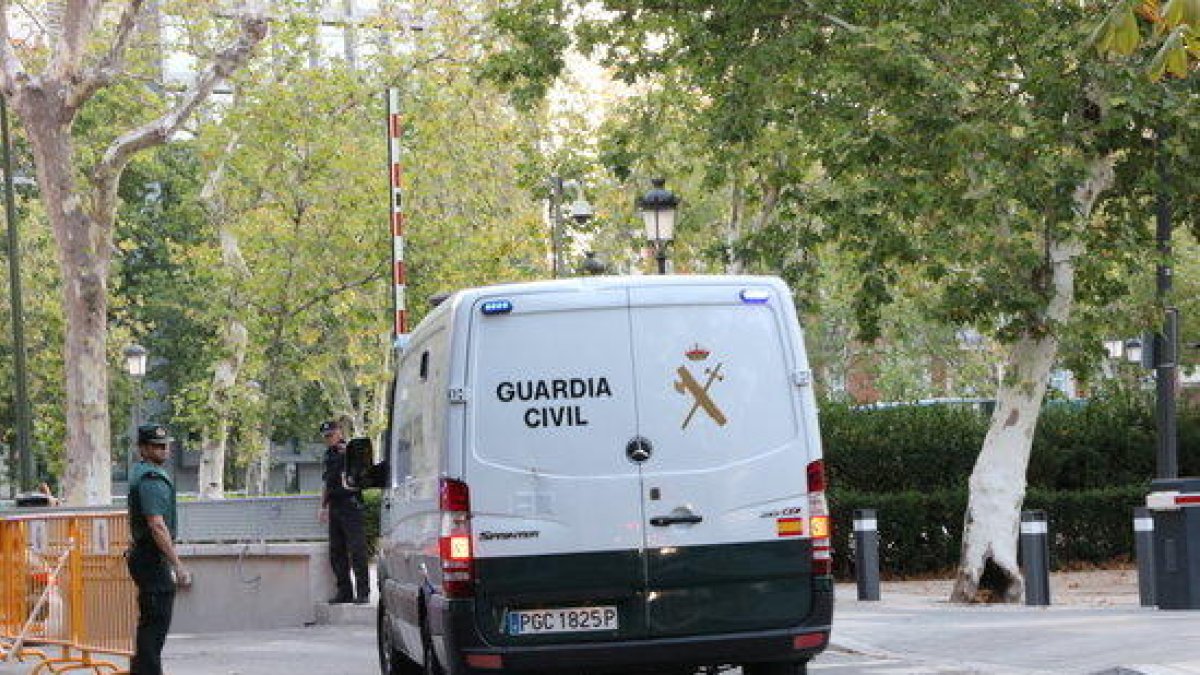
[548, 177, 593, 278]
[637, 177, 679, 274]
[580, 251, 607, 276]
[124, 344, 148, 485]
[1124, 338, 1144, 366]
[2, 94, 34, 493]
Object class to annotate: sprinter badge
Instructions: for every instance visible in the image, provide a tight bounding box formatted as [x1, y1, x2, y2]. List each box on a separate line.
[674, 344, 727, 429]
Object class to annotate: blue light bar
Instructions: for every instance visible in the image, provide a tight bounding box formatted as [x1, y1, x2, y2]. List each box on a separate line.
[481, 299, 513, 315]
[740, 289, 771, 304]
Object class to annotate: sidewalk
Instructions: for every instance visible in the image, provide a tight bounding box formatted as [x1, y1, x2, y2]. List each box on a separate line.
[831, 569, 1200, 674]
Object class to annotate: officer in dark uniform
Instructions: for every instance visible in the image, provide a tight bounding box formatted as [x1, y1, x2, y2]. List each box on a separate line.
[126, 424, 191, 675]
[318, 420, 369, 604]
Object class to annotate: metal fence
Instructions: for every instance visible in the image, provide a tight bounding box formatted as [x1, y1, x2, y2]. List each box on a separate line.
[177, 495, 325, 543]
[0, 510, 134, 673]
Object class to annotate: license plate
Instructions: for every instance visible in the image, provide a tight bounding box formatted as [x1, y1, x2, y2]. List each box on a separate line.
[506, 606, 619, 635]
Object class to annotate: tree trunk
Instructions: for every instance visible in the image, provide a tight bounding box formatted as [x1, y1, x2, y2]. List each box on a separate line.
[197, 141, 247, 499]
[197, 320, 247, 498]
[950, 156, 1114, 603]
[20, 102, 113, 506]
[950, 331, 1058, 602]
[197, 429, 228, 499]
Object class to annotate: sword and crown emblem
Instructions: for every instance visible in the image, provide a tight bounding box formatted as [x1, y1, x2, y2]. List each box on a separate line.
[674, 343, 727, 429]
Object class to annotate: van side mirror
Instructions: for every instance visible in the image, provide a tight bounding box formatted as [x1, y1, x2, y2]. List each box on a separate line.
[347, 437, 390, 489]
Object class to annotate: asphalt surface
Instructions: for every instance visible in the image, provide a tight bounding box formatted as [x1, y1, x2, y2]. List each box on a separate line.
[3, 579, 1199, 674]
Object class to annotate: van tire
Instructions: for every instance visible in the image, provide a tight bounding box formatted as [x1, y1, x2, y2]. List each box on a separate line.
[378, 602, 419, 675]
[742, 661, 807, 675]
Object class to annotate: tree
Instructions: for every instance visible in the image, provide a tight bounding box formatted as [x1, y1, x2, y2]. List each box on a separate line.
[1093, 0, 1200, 80]
[0, 1, 266, 504]
[486, 0, 1198, 602]
[160, 0, 547, 496]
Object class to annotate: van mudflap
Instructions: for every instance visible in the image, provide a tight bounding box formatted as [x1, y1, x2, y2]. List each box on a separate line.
[435, 587, 833, 674]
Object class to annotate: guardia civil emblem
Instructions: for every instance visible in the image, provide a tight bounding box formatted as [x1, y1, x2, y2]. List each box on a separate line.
[673, 343, 727, 429]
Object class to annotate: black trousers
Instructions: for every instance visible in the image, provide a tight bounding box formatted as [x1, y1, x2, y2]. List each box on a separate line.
[329, 500, 369, 599]
[127, 547, 176, 675]
[130, 587, 175, 675]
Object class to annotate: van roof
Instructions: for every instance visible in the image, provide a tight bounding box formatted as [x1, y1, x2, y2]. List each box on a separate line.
[441, 274, 788, 311]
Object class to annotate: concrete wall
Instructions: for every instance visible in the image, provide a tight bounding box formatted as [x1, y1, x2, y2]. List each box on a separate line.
[174, 543, 336, 633]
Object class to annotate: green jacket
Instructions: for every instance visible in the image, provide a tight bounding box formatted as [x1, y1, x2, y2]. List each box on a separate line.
[128, 461, 177, 551]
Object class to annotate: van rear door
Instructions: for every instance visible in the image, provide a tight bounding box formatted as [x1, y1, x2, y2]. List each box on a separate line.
[628, 282, 818, 638]
[464, 287, 649, 645]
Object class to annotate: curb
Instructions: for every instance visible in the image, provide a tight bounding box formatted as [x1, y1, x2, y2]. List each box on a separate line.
[313, 601, 375, 626]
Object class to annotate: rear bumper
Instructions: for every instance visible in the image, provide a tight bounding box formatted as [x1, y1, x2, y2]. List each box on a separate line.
[434, 585, 834, 674]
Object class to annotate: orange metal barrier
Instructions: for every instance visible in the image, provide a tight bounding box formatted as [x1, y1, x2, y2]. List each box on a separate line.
[1, 512, 135, 674]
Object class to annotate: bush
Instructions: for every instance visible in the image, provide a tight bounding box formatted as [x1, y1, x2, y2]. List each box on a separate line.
[823, 389, 1200, 494]
[830, 485, 1147, 579]
[821, 402, 985, 493]
[363, 490, 381, 558]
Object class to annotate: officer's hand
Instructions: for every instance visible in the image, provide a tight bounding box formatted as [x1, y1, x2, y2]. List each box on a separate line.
[174, 565, 193, 589]
[318, 506, 329, 523]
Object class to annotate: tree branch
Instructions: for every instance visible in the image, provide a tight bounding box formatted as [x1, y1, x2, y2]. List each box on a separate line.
[91, 14, 268, 216]
[69, 0, 146, 110]
[50, 0, 103, 81]
[288, 267, 386, 318]
[0, 0, 29, 93]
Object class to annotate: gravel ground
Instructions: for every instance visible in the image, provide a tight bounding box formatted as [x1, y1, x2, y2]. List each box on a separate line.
[867, 567, 1141, 606]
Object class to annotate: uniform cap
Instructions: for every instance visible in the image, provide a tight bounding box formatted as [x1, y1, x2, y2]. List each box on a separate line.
[137, 424, 173, 445]
[319, 420, 341, 435]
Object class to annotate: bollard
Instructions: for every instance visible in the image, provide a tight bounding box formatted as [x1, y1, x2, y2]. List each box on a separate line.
[853, 508, 880, 601]
[1133, 506, 1156, 607]
[1020, 510, 1051, 606]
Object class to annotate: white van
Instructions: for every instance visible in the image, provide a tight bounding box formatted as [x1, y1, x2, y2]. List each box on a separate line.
[377, 275, 832, 675]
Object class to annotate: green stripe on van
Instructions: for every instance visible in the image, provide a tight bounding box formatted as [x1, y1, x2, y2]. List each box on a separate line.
[471, 540, 817, 644]
[473, 549, 648, 645]
[646, 539, 813, 637]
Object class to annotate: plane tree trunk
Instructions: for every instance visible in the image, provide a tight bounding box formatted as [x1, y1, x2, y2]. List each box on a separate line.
[0, 3, 266, 504]
[950, 156, 1115, 602]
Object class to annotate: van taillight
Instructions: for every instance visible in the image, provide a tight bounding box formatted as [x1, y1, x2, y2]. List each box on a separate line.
[806, 459, 826, 493]
[440, 478, 471, 512]
[806, 459, 832, 576]
[438, 478, 474, 598]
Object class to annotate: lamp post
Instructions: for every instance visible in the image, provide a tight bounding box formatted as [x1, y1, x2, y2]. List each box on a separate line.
[637, 178, 679, 274]
[580, 251, 606, 276]
[124, 344, 148, 484]
[1153, 129, 1178, 480]
[2, 95, 34, 492]
[547, 177, 594, 277]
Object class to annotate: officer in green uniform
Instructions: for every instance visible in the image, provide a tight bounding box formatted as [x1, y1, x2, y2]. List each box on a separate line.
[126, 424, 191, 675]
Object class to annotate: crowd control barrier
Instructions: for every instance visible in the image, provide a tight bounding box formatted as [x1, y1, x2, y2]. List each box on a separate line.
[0, 511, 135, 673]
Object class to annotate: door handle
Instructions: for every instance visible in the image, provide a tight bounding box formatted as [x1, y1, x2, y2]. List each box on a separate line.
[650, 514, 703, 526]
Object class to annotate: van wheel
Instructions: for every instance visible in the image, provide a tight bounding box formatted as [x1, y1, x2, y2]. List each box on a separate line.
[378, 602, 419, 675]
[742, 661, 807, 675]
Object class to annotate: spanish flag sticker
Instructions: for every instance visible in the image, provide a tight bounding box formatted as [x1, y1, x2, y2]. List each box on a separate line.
[776, 517, 804, 537]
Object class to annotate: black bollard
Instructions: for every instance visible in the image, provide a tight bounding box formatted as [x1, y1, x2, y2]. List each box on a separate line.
[1020, 510, 1051, 606]
[1134, 506, 1156, 607]
[853, 508, 880, 601]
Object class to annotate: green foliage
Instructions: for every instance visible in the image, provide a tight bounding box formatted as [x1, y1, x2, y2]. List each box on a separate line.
[364, 489, 381, 558]
[1092, 0, 1200, 81]
[822, 402, 987, 493]
[830, 485, 1146, 578]
[824, 390, 1200, 494]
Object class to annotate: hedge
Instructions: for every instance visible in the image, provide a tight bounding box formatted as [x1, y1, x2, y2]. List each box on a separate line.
[830, 485, 1146, 578]
[823, 388, 1200, 494]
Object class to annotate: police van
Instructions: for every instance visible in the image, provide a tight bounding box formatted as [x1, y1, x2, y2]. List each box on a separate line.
[376, 275, 832, 675]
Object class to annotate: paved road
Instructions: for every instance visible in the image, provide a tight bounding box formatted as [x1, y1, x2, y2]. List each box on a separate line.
[0, 628, 974, 675]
